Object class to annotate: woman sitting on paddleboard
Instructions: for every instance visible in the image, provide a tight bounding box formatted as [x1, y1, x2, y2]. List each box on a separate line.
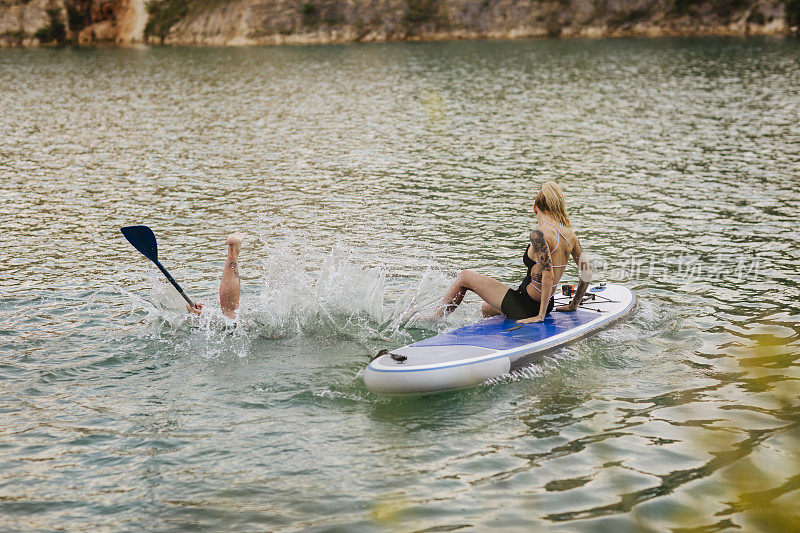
[435, 181, 592, 323]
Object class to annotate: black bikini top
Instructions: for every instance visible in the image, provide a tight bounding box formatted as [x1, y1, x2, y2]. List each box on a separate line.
[522, 223, 572, 271]
[519, 223, 574, 293]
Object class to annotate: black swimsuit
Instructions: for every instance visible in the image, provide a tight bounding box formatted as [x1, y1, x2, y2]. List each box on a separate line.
[501, 224, 572, 319]
[500, 245, 554, 320]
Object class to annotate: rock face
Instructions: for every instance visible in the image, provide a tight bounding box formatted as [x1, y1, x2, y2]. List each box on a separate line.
[157, 0, 792, 44]
[0, 0, 55, 45]
[0, 0, 795, 46]
[0, 0, 146, 45]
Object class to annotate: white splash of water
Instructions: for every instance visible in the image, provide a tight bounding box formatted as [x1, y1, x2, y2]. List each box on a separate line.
[118, 219, 467, 354]
[242, 223, 457, 345]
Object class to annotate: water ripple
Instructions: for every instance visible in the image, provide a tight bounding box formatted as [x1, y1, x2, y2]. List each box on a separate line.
[1, 37, 799, 531]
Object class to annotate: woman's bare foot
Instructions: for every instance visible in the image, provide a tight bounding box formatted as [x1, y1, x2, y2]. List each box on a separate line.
[227, 232, 247, 252]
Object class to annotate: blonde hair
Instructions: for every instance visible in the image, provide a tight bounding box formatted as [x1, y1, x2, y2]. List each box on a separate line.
[534, 181, 571, 227]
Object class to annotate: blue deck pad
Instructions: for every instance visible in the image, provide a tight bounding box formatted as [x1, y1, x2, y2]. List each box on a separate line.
[411, 311, 599, 350]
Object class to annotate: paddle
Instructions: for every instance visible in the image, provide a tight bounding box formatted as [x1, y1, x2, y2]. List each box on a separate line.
[120, 225, 196, 308]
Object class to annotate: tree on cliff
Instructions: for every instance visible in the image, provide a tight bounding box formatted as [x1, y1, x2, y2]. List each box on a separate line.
[34, 7, 67, 44]
[144, 0, 189, 43]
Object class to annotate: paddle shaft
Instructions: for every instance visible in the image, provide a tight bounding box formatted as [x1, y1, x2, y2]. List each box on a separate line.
[154, 259, 195, 308]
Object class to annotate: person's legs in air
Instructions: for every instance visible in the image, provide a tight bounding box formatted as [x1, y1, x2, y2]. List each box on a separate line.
[220, 233, 246, 318]
[187, 232, 246, 318]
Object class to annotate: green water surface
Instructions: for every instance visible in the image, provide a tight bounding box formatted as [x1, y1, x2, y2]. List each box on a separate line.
[1, 37, 799, 531]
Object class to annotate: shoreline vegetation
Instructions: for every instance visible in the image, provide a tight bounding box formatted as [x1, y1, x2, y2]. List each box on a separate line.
[1, 0, 798, 48]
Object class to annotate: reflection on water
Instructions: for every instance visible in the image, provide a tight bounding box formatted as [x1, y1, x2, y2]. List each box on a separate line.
[1, 37, 799, 530]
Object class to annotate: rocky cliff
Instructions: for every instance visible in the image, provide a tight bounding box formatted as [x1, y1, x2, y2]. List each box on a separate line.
[0, 0, 796, 46]
[0, 0, 146, 45]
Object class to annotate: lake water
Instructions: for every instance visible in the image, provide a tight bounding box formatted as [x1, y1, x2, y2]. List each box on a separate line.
[1, 37, 799, 531]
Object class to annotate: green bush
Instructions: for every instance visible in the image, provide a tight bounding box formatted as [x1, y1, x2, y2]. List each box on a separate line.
[405, 0, 438, 25]
[712, 0, 748, 18]
[787, 0, 800, 28]
[300, 2, 317, 25]
[67, 3, 90, 32]
[746, 9, 765, 24]
[609, 8, 649, 25]
[145, 0, 190, 43]
[672, 0, 698, 16]
[672, 0, 748, 18]
[1, 30, 26, 41]
[545, 15, 562, 37]
[34, 8, 66, 44]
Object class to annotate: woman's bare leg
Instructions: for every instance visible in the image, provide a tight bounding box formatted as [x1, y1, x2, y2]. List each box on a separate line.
[220, 233, 246, 319]
[434, 270, 509, 318]
[481, 302, 502, 318]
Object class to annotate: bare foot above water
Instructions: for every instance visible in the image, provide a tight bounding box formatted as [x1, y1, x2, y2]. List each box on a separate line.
[227, 232, 247, 252]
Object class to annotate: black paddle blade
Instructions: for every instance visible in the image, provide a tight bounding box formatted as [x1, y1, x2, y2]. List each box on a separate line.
[121, 225, 158, 263]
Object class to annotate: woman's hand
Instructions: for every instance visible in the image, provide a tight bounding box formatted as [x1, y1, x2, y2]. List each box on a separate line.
[187, 302, 203, 315]
[517, 314, 545, 324]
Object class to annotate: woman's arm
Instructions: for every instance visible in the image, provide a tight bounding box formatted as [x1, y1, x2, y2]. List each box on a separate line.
[557, 238, 593, 312]
[517, 229, 553, 324]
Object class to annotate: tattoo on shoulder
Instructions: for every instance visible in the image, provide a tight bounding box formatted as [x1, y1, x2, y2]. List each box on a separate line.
[530, 229, 552, 271]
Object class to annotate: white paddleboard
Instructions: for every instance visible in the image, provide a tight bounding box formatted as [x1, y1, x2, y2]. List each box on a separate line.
[365, 283, 636, 396]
